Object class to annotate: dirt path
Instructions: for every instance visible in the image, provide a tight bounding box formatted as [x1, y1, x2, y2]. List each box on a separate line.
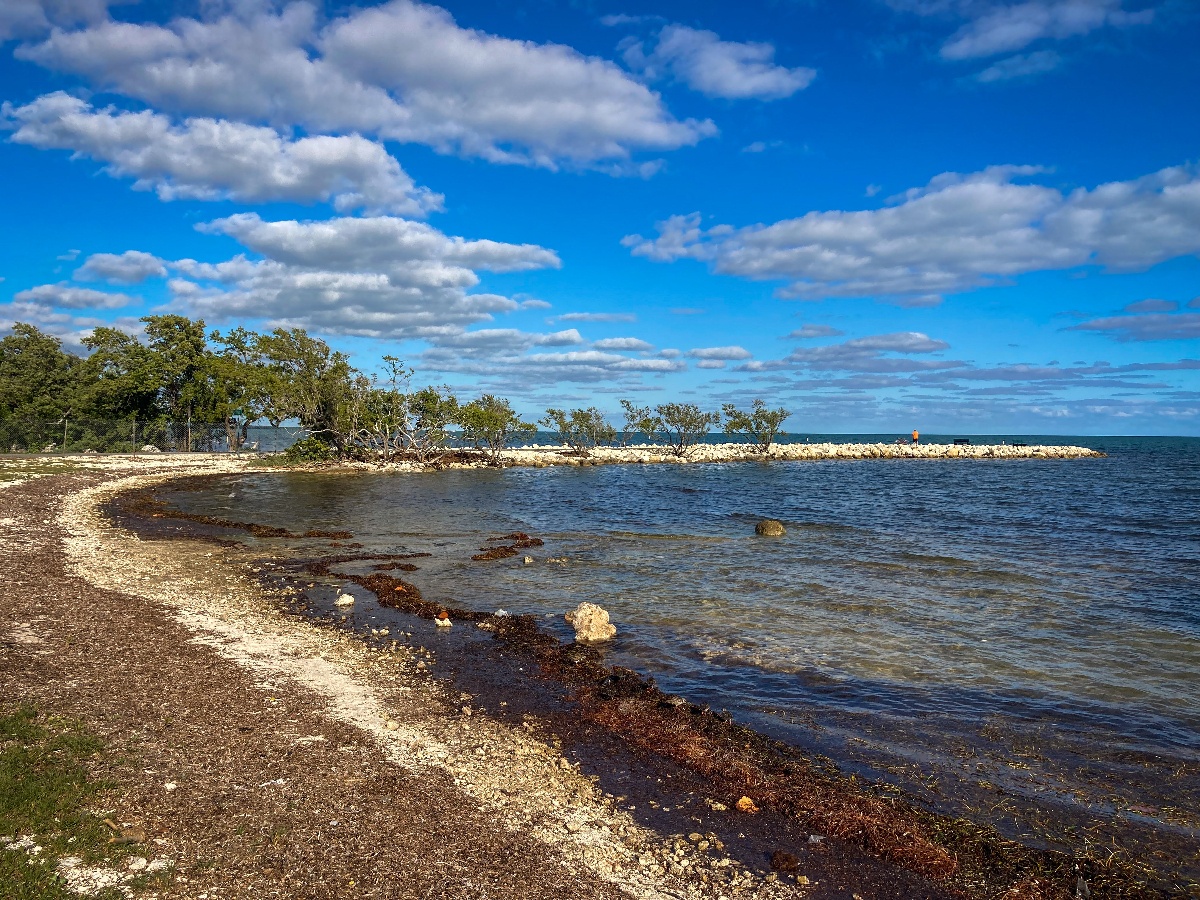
[1, 463, 822, 900]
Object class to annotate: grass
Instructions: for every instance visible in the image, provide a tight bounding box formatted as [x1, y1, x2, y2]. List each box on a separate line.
[0, 705, 161, 899]
[0, 461, 79, 482]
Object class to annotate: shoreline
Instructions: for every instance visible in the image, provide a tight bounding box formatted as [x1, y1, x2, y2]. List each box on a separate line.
[2, 455, 1174, 900]
[102, 461, 1173, 896]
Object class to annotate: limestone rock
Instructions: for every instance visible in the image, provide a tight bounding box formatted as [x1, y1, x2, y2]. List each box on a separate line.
[334, 593, 355, 607]
[564, 602, 617, 643]
[140, 444, 162, 453]
[754, 519, 786, 536]
[735, 795, 759, 814]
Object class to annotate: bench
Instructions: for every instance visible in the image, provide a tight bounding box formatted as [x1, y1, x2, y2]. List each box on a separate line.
[953, 438, 970, 445]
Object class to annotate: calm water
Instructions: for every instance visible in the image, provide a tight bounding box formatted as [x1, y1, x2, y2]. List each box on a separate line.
[166, 435, 1200, 868]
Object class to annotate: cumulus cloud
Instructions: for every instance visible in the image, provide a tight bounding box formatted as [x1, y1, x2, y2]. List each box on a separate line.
[593, 337, 655, 351]
[786, 324, 845, 339]
[75, 250, 166, 284]
[4, 92, 440, 215]
[1068, 310, 1200, 342]
[14, 282, 138, 309]
[622, 24, 815, 100]
[151, 213, 562, 340]
[418, 344, 685, 390]
[885, 0, 1154, 62]
[18, 0, 713, 169]
[976, 49, 1061, 81]
[689, 345, 753, 360]
[1124, 298, 1177, 313]
[938, 0, 1154, 60]
[0, 0, 107, 41]
[740, 331, 960, 374]
[624, 163, 1200, 302]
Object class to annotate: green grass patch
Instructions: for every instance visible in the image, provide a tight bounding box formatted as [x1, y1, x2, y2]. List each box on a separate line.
[0, 462, 79, 482]
[0, 705, 154, 899]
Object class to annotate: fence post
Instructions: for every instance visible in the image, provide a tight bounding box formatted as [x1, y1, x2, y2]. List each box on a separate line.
[63, 415, 68, 451]
[132, 419, 137, 450]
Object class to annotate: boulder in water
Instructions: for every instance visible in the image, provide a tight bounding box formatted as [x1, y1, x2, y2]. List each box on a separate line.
[754, 519, 786, 536]
[564, 602, 616, 643]
[334, 593, 355, 607]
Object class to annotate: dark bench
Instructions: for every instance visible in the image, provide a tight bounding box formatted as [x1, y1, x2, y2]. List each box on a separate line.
[1012, 441, 1027, 448]
[953, 438, 970, 445]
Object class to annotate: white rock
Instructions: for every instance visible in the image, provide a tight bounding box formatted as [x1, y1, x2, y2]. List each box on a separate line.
[334, 593, 355, 607]
[564, 602, 617, 643]
[435, 617, 452, 628]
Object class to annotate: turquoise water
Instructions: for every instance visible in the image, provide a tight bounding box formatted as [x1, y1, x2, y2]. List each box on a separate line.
[165, 435, 1200, 871]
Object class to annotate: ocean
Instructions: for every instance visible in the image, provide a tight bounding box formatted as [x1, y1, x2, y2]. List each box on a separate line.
[155, 434, 1200, 880]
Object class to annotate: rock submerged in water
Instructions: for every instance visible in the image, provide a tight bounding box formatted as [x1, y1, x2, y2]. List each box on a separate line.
[334, 592, 355, 607]
[755, 519, 786, 536]
[564, 602, 616, 643]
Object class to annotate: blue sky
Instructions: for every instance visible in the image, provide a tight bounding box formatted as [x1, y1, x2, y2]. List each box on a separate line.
[1, 0, 1198, 434]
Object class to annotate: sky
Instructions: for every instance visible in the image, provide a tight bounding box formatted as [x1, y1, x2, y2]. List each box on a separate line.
[1, 0, 1198, 435]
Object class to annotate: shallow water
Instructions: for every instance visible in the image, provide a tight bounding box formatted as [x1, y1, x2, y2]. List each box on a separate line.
[165, 435, 1200, 872]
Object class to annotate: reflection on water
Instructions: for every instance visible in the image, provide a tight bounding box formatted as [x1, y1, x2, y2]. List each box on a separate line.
[165, 435, 1200, 872]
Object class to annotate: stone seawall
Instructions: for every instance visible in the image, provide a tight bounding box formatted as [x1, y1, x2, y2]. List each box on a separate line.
[493, 442, 1104, 467]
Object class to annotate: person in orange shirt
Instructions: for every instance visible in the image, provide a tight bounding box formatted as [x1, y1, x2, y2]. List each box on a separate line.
[911, 429, 919, 444]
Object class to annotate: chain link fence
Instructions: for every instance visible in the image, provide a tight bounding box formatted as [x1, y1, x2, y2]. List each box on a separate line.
[0, 420, 309, 454]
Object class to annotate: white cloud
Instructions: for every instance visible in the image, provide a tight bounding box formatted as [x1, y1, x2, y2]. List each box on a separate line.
[14, 282, 138, 309]
[519, 298, 552, 309]
[786, 324, 845, 339]
[622, 24, 816, 100]
[76, 250, 167, 284]
[4, 92, 440, 215]
[1124, 298, 1176, 313]
[976, 49, 1061, 81]
[19, 0, 713, 169]
[689, 345, 753, 360]
[624, 163, 1200, 302]
[1069, 310, 1200, 342]
[156, 213, 561, 340]
[593, 337, 655, 351]
[939, 0, 1154, 60]
[201, 213, 559, 277]
[741, 331, 963, 375]
[0, 0, 107, 41]
[695, 359, 726, 369]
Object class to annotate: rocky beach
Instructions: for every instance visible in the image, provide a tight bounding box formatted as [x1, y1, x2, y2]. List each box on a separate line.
[2, 444, 1181, 900]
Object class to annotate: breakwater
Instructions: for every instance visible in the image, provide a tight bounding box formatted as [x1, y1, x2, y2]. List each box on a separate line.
[492, 441, 1103, 466]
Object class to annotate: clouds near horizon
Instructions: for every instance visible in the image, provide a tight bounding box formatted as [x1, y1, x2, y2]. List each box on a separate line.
[625, 164, 1200, 301]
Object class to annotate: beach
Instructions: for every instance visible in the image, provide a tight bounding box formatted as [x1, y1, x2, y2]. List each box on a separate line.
[1, 448, 1189, 900]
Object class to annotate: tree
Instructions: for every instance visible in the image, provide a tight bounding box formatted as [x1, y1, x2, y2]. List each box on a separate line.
[75, 327, 160, 421]
[618, 399, 662, 446]
[335, 358, 460, 464]
[722, 399, 791, 454]
[0, 324, 79, 421]
[253, 328, 355, 450]
[404, 385, 460, 463]
[210, 327, 273, 450]
[142, 315, 215, 429]
[540, 407, 616, 455]
[655, 402, 721, 458]
[458, 394, 535, 464]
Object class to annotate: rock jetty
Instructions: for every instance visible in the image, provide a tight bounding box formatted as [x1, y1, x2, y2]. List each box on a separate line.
[489, 441, 1102, 468]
